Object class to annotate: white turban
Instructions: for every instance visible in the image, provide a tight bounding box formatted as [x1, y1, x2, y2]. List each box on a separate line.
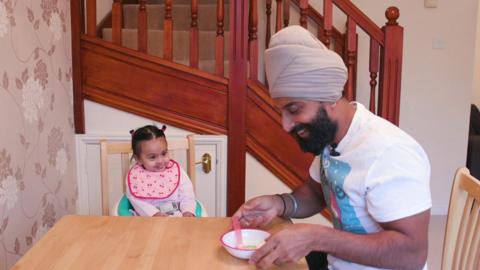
[265, 25, 347, 102]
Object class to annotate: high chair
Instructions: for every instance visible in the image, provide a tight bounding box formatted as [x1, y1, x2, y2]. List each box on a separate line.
[99, 135, 207, 217]
[441, 167, 480, 270]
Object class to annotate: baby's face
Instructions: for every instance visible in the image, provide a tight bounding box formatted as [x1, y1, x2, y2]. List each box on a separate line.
[136, 138, 170, 172]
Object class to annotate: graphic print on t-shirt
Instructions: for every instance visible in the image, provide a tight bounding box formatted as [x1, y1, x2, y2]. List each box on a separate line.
[320, 150, 367, 234]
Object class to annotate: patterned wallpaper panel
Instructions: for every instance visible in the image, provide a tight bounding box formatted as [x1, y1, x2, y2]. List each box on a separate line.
[0, 1, 77, 269]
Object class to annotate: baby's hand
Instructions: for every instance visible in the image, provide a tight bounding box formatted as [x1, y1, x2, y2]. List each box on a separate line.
[153, 212, 168, 217]
[182, 212, 195, 217]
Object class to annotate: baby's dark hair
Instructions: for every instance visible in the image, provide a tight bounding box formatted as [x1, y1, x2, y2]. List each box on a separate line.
[130, 125, 167, 156]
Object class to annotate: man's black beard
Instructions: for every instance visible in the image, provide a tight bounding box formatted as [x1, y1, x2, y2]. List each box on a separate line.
[290, 107, 338, 155]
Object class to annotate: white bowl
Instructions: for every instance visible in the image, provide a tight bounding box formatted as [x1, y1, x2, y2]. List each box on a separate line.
[220, 229, 270, 259]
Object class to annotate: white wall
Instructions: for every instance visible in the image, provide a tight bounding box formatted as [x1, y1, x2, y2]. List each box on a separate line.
[346, 0, 478, 214]
[473, 2, 480, 108]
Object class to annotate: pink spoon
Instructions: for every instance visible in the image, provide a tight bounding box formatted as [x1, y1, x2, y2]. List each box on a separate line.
[232, 217, 243, 248]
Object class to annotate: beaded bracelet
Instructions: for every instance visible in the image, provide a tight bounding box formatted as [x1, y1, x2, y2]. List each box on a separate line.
[284, 193, 298, 218]
[275, 194, 286, 217]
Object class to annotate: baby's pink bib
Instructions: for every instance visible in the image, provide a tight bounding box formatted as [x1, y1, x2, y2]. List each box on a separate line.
[127, 160, 180, 199]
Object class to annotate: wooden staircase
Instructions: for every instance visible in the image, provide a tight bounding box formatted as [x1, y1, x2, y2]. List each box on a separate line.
[71, 0, 404, 215]
[101, 3, 230, 74]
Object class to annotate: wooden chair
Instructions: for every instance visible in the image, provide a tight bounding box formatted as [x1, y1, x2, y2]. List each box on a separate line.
[441, 167, 480, 270]
[100, 135, 196, 216]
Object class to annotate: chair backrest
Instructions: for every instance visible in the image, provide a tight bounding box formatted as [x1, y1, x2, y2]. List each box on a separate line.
[99, 135, 196, 215]
[441, 167, 480, 270]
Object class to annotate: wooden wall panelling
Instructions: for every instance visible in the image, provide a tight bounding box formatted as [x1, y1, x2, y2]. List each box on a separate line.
[80, 37, 228, 135]
[247, 82, 313, 189]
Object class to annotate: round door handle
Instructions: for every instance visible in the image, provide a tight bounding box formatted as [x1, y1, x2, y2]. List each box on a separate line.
[195, 153, 212, 174]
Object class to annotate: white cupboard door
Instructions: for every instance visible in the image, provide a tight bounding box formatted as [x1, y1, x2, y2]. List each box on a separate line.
[194, 144, 218, 216]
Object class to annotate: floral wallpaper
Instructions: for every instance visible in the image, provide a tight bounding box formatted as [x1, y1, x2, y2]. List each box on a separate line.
[0, 0, 77, 269]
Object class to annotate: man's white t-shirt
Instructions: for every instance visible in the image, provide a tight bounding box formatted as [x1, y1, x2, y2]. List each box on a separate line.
[309, 103, 431, 270]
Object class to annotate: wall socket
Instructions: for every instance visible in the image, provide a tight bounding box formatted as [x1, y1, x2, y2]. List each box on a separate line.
[424, 0, 438, 8]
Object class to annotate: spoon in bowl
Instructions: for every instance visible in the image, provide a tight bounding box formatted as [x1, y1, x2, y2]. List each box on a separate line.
[232, 217, 243, 248]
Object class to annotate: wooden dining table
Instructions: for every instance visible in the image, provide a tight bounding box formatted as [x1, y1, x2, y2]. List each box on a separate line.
[12, 215, 309, 269]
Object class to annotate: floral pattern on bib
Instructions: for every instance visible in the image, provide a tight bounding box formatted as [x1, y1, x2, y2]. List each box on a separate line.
[127, 160, 181, 199]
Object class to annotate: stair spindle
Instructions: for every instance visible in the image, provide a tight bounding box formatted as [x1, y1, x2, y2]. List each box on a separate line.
[138, 0, 147, 53]
[249, 0, 258, 80]
[86, 0, 97, 37]
[190, 0, 199, 68]
[299, 0, 308, 28]
[112, 0, 123, 45]
[283, 0, 290, 27]
[164, 0, 173, 60]
[215, 0, 225, 76]
[369, 38, 379, 113]
[265, 0, 272, 48]
[345, 17, 357, 101]
[323, 0, 332, 48]
[275, 0, 282, 33]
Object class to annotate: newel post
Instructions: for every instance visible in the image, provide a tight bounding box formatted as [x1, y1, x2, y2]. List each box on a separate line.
[227, 0, 249, 215]
[378, 7, 403, 126]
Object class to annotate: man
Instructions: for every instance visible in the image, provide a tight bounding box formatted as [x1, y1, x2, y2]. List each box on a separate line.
[233, 25, 431, 270]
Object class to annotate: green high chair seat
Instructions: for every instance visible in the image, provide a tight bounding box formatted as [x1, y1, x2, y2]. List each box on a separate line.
[115, 194, 207, 217]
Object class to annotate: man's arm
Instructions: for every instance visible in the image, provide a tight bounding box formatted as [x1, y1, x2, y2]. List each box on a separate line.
[251, 209, 430, 270]
[285, 177, 326, 218]
[320, 209, 430, 269]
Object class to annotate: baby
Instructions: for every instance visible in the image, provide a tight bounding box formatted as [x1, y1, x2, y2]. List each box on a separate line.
[126, 125, 196, 217]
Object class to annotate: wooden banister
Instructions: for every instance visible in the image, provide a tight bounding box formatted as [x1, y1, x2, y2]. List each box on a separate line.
[215, 0, 225, 76]
[378, 7, 403, 125]
[190, 0, 199, 68]
[265, 0, 272, 48]
[332, 0, 384, 45]
[164, 0, 173, 60]
[86, 0, 97, 37]
[138, 0, 147, 52]
[275, 0, 282, 33]
[323, 0, 332, 48]
[290, 0, 344, 55]
[369, 38, 379, 113]
[345, 17, 357, 101]
[249, 0, 259, 80]
[299, 0, 308, 28]
[112, 0, 123, 45]
[283, 0, 290, 27]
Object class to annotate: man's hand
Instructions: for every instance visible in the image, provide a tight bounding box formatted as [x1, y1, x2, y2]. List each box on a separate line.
[249, 223, 320, 269]
[232, 195, 284, 228]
